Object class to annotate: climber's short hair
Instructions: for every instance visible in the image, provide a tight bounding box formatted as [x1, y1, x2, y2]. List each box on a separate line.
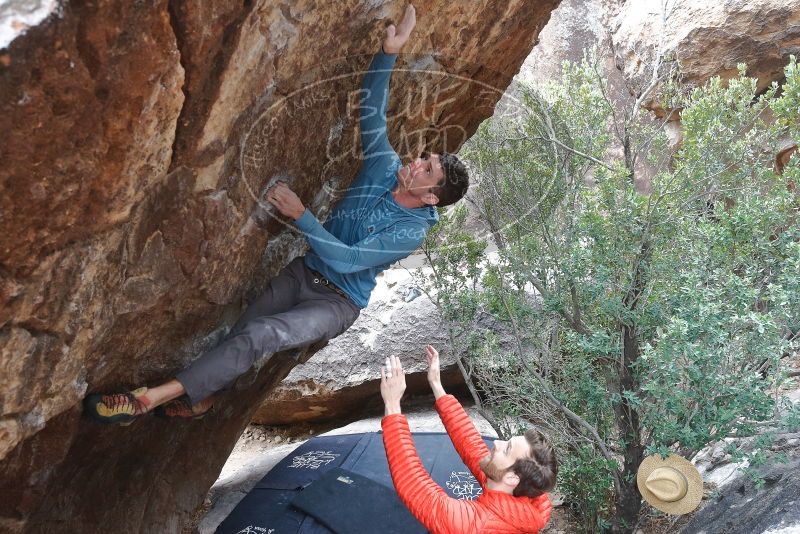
[433, 152, 469, 207]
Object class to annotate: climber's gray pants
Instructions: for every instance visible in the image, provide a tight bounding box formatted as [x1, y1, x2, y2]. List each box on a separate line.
[175, 257, 361, 405]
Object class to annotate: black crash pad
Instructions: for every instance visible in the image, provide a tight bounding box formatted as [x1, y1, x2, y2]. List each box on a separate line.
[292, 467, 424, 534]
[216, 431, 493, 534]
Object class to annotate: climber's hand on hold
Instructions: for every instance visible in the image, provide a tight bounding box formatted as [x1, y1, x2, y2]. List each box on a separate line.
[266, 181, 305, 220]
[383, 4, 416, 54]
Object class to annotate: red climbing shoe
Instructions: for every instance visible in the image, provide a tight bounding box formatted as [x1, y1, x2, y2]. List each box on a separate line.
[155, 395, 214, 420]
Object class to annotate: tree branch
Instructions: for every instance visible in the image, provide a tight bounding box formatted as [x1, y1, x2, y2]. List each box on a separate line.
[528, 135, 615, 171]
[497, 287, 623, 494]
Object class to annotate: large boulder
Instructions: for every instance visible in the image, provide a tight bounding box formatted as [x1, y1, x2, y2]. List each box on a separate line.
[519, 0, 620, 87]
[0, 0, 561, 532]
[612, 0, 800, 109]
[682, 431, 800, 534]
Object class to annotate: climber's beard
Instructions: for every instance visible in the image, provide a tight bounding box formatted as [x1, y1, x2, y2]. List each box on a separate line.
[479, 451, 506, 482]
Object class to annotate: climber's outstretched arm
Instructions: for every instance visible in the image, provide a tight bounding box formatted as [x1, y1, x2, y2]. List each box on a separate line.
[359, 5, 416, 161]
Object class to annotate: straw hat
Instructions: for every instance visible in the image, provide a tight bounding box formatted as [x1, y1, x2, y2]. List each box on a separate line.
[637, 454, 703, 515]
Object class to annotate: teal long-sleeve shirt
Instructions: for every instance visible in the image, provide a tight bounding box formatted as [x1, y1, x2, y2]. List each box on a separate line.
[293, 50, 438, 308]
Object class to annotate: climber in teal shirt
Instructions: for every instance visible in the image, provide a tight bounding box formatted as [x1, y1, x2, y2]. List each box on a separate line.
[267, 8, 470, 308]
[290, 44, 438, 307]
[84, 4, 470, 424]
[290, 45, 437, 307]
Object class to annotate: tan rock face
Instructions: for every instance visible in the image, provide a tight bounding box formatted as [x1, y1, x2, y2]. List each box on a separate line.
[612, 0, 800, 107]
[519, 0, 620, 87]
[0, 0, 559, 531]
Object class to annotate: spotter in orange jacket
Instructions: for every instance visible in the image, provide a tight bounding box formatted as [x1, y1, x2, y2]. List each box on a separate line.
[382, 394, 554, 534]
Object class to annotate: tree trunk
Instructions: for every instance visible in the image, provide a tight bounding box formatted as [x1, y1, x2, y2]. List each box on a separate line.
[611, 318, 645, 532]
[611, 237, 651, 532]
[614, 476, 644, 534]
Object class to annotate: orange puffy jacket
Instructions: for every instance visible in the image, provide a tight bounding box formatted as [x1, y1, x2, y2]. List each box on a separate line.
[382, 395, 552, 534]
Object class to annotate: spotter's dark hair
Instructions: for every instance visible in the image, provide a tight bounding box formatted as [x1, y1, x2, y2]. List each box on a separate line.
[510, 429, 558, 498]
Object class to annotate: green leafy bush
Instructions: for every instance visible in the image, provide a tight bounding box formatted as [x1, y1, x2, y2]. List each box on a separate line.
[420, 54, 800, 532]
